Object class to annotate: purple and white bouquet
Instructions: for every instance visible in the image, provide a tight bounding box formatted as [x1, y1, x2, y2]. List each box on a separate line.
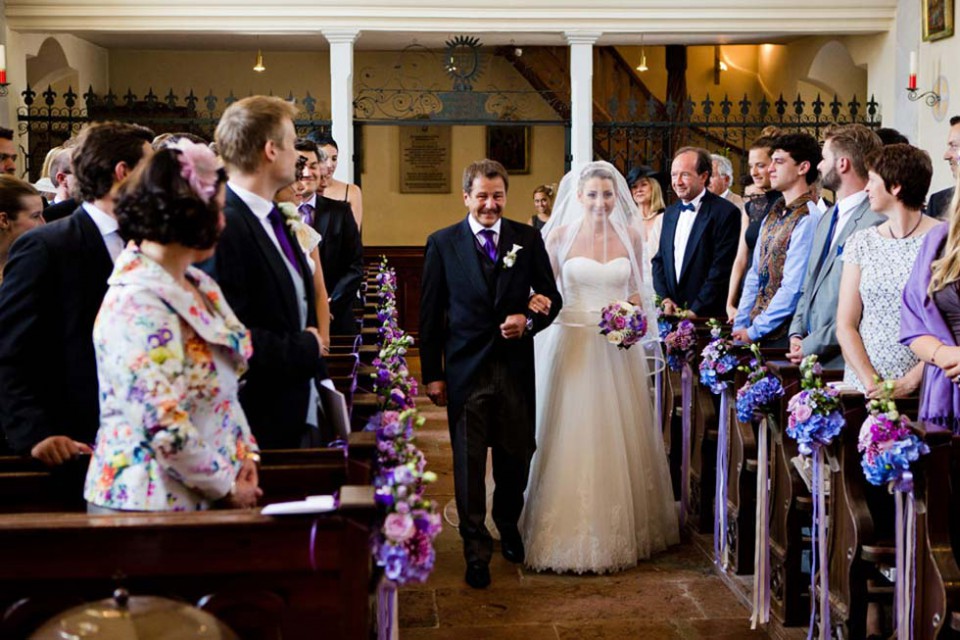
[735, 343, 784, 422]
[786, 355, 844, 455]
[598, 300, 648, 350]
[665, 318, 697, 371]
[373, 335, 418, 411]
[857, 382, 928, 489]
[699, 318, 740, 394]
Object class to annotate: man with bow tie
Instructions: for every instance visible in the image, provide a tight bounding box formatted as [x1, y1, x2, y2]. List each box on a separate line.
[652, 146, 740, 319]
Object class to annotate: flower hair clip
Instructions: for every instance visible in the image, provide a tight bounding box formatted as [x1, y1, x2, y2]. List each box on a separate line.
[168, 138, 220, 204]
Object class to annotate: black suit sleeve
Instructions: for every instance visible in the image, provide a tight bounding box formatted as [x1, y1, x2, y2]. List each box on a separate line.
[214, 222, 321, 379]
[0, 234, 54, 452]
[690, 205, 740, 316]
[419, 234, 447, 386]
[527, 229, 562, 334]
[329, 209, 364, 307]
[651, 228, 667, 299]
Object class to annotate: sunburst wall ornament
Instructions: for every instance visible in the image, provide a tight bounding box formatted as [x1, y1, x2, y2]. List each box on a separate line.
[445, 35, 484, 91]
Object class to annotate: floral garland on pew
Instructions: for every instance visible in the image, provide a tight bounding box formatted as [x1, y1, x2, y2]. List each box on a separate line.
[739, 344, 785, 629]
[786, 355, 844, 640]
[367, 258, 441, 639]
[699, 318, 739, 394]
[857, 382, 928, 640]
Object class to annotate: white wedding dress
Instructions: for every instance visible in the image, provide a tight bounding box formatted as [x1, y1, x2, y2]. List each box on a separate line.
[521, 256, 679, 574]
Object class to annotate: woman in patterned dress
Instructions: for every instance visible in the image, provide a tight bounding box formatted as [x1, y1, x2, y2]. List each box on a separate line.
[84, 140, 261, 512]
[837, 144, 939, 397]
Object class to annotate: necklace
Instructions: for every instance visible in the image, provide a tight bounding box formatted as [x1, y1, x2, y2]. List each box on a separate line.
[639, 208, 659, 221]
[888, 213, 923, 240]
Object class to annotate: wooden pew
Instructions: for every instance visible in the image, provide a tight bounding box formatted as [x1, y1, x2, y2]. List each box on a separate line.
[687, 319, 718, 534]
[0, 432, 377, 514]
[0, 486, 377, 640]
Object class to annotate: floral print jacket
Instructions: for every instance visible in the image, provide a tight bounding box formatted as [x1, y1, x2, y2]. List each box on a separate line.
[84, 247, 258, 511]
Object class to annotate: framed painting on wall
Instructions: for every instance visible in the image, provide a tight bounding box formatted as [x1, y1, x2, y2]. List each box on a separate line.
[923, 0, 954, 42]
[486, 125, 530, 174]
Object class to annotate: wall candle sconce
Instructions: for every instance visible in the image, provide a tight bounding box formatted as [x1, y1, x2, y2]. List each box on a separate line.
[0, 45, 8, 97]
[906, 50, 941, 106]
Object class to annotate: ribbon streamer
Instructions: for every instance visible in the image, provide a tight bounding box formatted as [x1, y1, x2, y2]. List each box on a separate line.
[807, 449, 830, 640]
[894, 478, 917, 640]
[750, 418, 771, 628]
[377, 578, 399, 640]
[681, 363, 693, 529]
[714, 389, 731, 568]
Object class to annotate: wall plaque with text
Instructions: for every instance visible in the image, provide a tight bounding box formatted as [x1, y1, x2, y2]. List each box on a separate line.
[400, 126, 451, 194]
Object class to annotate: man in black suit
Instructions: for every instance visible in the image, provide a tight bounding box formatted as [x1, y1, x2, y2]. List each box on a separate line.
[0, 121, 154, 463]
[293, 139, 363, 336]
[420, 159, 562, 589]
[213, 96, 329, 450]
[0, 127, 17, 176]
[652, 146, 741, 318]
[41, 141, 79, 222]
[927, 115, 960, 219]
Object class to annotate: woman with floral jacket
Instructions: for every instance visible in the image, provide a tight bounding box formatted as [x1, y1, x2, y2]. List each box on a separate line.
[84, 139, 261, 512]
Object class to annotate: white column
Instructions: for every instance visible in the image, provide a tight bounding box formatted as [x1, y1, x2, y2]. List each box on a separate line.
[323, 29, 360, 183]
[565, 31, 601, 168]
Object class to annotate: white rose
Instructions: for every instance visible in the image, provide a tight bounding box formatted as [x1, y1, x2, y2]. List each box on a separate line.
[607, 330, 624, 345]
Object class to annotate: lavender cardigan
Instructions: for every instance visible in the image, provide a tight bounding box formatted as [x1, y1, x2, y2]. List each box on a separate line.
[900, 222, 960, 430]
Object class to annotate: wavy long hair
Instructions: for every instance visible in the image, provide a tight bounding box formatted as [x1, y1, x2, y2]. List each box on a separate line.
[928, 170, 960, 295]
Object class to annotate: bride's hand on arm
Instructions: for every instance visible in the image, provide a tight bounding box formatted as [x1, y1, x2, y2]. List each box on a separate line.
[528, 294, 552, 315]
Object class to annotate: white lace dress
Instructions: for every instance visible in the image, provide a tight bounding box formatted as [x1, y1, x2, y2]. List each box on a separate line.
[521, 256, 679, 574]
[841, 226, 925, 392]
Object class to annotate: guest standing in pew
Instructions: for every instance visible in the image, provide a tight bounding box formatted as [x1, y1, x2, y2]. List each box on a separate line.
[651, 146, 740, 318]
[732, 133, 819, 348]
[312, 133, 363, 230]
[626, 164, 665, 282]
[84, 140, 261, 513]
[837, 144, 937, 398]
[0, 176, 46, 283]
[212, 96, 331, 449]
[926, 115, 959, 220]
[529, 184, 553, 231]
[787, 124, 883, 368]
[726, 134, 782, 321]
[901, 170, 960, 429]
[0, 122, 155, 465]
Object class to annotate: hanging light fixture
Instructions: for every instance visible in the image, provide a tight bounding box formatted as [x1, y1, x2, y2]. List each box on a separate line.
[253, 38, 266, 73]
[636, 35, 649, 73]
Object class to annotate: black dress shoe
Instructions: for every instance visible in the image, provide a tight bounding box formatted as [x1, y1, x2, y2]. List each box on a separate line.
[501, 538, 525, 564]
[465, 561, 491, 589]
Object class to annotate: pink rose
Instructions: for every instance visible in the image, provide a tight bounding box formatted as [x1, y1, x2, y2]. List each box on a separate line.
[384, 513, 416, 542]
[793, 403, 813, 423]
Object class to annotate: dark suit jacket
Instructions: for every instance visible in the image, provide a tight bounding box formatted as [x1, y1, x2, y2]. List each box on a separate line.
[927, 187, 954, 220]
[0, 206, 112, 453]
[652, 190, 741, 318]
[419, 217, 562, 447]
[312, 196, 363, 336]
[42, 198, 78, 223]
[213, 187, 328, 449]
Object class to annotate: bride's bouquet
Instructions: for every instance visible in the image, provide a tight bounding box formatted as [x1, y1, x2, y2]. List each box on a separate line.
[598, 300, 648, 350]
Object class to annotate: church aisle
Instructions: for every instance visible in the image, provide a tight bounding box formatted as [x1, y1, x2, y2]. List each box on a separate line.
[400, 357, 772, 639]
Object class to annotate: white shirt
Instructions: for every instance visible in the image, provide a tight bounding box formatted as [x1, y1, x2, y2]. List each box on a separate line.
[82, 201, 123, 263]
[673, 189, 707, 281]
[830, 190, 868, 249]
[467, 214, 502, 251]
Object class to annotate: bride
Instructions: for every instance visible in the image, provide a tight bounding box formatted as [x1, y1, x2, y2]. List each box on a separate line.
[521, 161, 679, 574]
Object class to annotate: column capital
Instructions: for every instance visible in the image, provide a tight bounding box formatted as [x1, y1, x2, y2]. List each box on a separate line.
[323, 28, 360, 45]
[564, 31, 602, 46]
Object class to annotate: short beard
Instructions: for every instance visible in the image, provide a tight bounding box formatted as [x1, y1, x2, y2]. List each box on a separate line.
[821, 165, 841, 192]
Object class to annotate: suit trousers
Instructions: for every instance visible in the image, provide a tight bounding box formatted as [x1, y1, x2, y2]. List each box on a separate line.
[452, 356, 533, 565]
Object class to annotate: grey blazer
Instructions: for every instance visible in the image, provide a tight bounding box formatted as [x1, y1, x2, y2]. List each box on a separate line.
[788, 196, 882, 368]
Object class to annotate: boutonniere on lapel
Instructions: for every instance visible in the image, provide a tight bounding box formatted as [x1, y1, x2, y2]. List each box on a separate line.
[277, 202, 322, 254]
[502, 244, 523, 269]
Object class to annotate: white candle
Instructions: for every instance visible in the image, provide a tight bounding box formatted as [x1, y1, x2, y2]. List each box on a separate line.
[909, 51, 917, 77]
[0, 45, 6, 71]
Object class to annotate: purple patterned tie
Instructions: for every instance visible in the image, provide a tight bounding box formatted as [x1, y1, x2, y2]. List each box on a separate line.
[267, 206, 302, 275]
[478, 228, 498, 262]
[298, 202, 315, 226]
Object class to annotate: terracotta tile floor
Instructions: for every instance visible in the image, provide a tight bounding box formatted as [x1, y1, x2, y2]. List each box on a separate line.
[400, 355, 773, 639]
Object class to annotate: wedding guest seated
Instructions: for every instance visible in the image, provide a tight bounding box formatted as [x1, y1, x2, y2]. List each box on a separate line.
[838, 144, 937, 398]
[726, 134, 781, 320]
[84, 140, 261, 513]
[732, 133, 819, 348]
[788, 124, 883, 368]
[529, 184, 553, 231]
[902, 171, 960, 429]
[0, 121, 154, 465]
[0, 176, 45, 282]
[626, 164, 665, 279]
[313, 134, 363, 230]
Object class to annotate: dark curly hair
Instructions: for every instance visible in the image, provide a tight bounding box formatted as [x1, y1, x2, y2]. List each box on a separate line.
[115, 148, 226, 250]
[72, 122, 155, 202]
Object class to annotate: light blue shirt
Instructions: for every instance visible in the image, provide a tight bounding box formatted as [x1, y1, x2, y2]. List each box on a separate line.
[734, 210, 816, 341]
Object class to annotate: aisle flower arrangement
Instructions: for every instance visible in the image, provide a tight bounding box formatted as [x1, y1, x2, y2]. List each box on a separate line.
[857, 381, 928, 489]
[786, 355, 843, 455]
[735, 344, 784, 422]
[699, 318, 740, 394]
[598, 300, 647, 350]
[664, 318, 697, 371]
